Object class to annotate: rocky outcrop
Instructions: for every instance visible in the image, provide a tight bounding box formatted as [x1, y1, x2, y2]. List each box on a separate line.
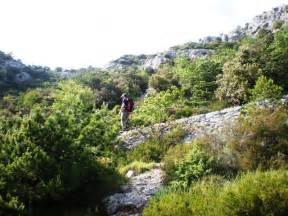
[245, 5, 288, 35]
[0, 51, 52, 93]
[105, 5, 288, 72]
[104, 168, 163, 216]
[105, 48, 213, 72]
[119, 106, 241, 149]
[119, 96, 288, 149]
[200, 4, 288, 43]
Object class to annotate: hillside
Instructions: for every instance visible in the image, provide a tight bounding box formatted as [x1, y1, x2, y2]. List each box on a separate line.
[0, 4, 288, 216]
[105, 4, 288, 72]
[104, 95, 288, 216]
[0, 51, 56, 95]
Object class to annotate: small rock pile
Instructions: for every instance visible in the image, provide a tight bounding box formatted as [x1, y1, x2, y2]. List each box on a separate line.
[103, 168, 163, 216]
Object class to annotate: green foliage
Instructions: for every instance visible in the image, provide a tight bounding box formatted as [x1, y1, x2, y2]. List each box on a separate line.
[174, 57, 222, 101]
[127, 128, 186, 163]
[221, 170, 288, 216]
[143, 170, 288, 216]
[149, 65, 179, 92]
[250, 75, 283, 101]
[118, 161, 157, 175]
[216, 27, 288, 104]
[131, 87, 187, 126]
[265, 27, 288, 90]
[167, 143, 214, 189]
[228, 106, 288, 171]
[0, 81, 123, 214]
[216, 52, 263, 104]
[162, 143, 196, 184]
[74, 69, 148, 108]
[19, 88, 52, 110]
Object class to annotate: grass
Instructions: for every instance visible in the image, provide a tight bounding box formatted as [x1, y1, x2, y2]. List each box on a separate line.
[118, 161, 158, 175]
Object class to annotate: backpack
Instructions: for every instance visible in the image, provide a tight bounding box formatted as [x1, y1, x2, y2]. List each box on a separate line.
[125, 99, 134, 112]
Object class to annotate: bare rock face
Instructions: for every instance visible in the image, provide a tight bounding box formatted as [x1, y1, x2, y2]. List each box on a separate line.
[105, 48, 213, 72]
[119, 106, 242, 149]
[245, 5, 288, 35]
[103, 168, 163, 216]
[203, 4, 288, 43]
[143, 54, 169, 71]
[0, 51, 51, 92]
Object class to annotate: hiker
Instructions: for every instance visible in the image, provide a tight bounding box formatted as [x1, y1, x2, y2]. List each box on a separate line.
[119, 93, 133, 131]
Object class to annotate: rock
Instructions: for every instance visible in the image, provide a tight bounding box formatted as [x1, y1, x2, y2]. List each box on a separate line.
[126, 170, 134, 178]
[118, 106, 242, 149]
[118, 95, 288, 149]
[188, 49, 214, 59]
[201, 4, 288, 43]
[15, 72, 32, 83]
[0, 51, 51, 92]
[104, 5, 288, 72]
[103, 168, 163, 216]
[105, 48, 213, 72]
[143, 54, 170, 70]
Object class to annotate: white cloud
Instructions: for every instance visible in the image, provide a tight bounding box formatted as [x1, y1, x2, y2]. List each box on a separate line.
[0, 0, 286, 69]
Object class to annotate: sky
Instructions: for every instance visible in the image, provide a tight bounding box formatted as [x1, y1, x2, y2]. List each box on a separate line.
[0, 0, 287, 69]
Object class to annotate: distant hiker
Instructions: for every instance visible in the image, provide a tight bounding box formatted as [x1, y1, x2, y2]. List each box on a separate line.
[119, 93, 134, 131]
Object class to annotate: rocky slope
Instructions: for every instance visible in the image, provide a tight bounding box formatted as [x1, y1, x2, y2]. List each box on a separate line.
[0, 51, 53, 93]
[104, 48, 213, 72]
[104, 167, 163, 216]
[105, 4, 288, 72]
[119, 106, 241, 149]
[103, 96, 288, 216]
[119, 96, 288, 149]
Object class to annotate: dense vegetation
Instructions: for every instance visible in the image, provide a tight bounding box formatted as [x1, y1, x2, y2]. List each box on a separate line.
[142, 104, 288, 216]
[0, 24, 288, 215]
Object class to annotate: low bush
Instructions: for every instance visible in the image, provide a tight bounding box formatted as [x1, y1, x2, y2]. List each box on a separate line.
[228, 105, 288, 171]
[162, 143, 196, 184]
[0, 81, 124, 215]
[249, 75, 283, 101]
[168, 143, 214, 189]
[143, 170, 288, 216]
[127, 127, 186, 163]
[163, 139, 216, 187]
[221, 170, 288, 216]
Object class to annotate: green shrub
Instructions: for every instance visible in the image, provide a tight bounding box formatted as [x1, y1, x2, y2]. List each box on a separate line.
[264, 27, 288, 91]
[228, 106, 288, 171]
[216, 57, 262, 104]
[168, 144, 214, 189]
[149, 65, 179, 92]
[250, 76, 283, 101]
[0, 81, 124, 214]
[143, 170, 288, 216]
[127, 128, 186, 163]
[143, 175, 224, 216]
[131, 87, 186, 126]
[162, 143, 195, 183]
[221, 170, 288, 216]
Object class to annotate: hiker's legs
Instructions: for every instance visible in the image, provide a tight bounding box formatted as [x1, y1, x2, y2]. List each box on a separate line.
[121, 112, 129, 130]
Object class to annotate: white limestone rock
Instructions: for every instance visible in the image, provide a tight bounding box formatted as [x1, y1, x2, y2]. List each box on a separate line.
[103, 168, 163, 216]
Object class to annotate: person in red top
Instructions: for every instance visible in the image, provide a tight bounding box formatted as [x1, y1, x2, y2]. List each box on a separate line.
[119, 93, 130, 131]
